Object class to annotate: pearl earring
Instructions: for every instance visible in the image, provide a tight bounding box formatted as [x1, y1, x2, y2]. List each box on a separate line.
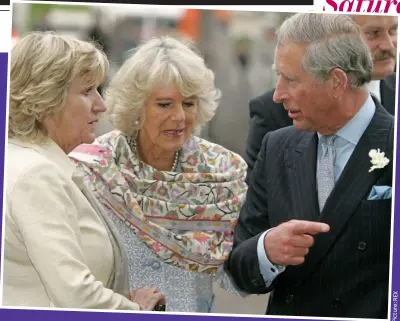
[134, 120, 140, 126]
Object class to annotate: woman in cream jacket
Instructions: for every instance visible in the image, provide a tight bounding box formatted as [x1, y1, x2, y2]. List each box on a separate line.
[3, 31, 164, 310]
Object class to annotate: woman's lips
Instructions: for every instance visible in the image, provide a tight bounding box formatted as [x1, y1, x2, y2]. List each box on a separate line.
[164, 129, 185, 136]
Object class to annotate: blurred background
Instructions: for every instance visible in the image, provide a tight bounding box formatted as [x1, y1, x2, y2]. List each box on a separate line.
[11, 4, 293, 314]
[12, 3, 294, 160]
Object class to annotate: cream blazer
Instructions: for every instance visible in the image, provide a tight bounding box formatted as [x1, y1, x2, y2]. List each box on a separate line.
[2, 138, 139, 310]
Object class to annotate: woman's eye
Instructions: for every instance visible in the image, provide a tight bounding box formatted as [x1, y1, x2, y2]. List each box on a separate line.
[183, 102, 195, 108]
[84, 87, 94, 95]
[158, 103, 171, 108]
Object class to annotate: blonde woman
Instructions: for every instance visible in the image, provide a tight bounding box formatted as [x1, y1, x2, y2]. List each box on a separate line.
[4, 31, 164, 310]
[70, 36, 249, 312]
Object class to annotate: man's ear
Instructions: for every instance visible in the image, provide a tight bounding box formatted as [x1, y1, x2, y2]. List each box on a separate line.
[328, 68, 348, 99]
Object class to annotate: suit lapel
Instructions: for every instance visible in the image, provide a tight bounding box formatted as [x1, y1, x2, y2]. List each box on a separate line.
[288, 104, 393, 283]
[380, 74, 395, 116]
[284, 133, 320, 222]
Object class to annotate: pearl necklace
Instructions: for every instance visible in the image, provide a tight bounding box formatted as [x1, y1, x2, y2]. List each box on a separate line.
[130, 138, 180, 172]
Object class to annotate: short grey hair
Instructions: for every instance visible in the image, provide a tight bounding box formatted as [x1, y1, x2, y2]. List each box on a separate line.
[104, 36, 221, 137]
[276, 13, 372, 87]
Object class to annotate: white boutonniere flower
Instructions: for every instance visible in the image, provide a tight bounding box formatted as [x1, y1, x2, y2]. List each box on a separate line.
[369, 149, 390, 172]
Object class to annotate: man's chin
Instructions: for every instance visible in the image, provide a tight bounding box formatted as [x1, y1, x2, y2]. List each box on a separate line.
[293, 120, 308, 131]
[372, 62, 396, 80]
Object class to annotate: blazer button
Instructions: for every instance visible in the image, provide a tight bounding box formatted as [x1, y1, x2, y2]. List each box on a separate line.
[252, 278, 259, 286]
[285, 294, 294, 303]
[333, 298, 341, 308]
[357, 241, 367, 251]
[151, 261, 161, 270]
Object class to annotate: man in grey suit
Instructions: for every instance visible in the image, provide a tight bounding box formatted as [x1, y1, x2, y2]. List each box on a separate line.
[225, 13, 394, 318]
[244, 14, 397, 181]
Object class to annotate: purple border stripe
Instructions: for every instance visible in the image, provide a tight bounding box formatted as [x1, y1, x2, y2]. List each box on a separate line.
[390, 67, 400, 321]
[0, 52, 7, 264]
[0, 309, 273, 320]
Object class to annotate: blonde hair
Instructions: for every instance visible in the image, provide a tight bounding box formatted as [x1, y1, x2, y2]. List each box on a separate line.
[104, 36, 221, 137]
[9, 31, 109, 143]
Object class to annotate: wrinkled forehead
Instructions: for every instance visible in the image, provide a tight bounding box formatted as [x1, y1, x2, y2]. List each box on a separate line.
[275, 41, 307, 54]
[273, 42, 307, 71]
[352, 15, 398, 30]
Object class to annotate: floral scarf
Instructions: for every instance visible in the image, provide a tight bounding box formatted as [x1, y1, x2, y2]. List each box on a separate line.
[69, 130, 247, 274]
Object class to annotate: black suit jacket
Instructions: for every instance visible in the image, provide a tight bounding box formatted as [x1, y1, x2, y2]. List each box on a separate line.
[225, 102, 394, 318]
[244, 73, 396, 182]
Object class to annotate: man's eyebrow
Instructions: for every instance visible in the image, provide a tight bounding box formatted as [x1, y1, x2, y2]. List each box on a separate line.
[362, 25, 382, 30]
[363, 23, 398, 30]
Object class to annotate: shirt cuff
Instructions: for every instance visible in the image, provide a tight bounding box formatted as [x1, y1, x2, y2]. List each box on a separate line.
[257, 229, 286, 286]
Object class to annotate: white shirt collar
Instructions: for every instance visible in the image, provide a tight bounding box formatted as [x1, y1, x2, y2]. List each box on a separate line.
[365, 80, 381, 102]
